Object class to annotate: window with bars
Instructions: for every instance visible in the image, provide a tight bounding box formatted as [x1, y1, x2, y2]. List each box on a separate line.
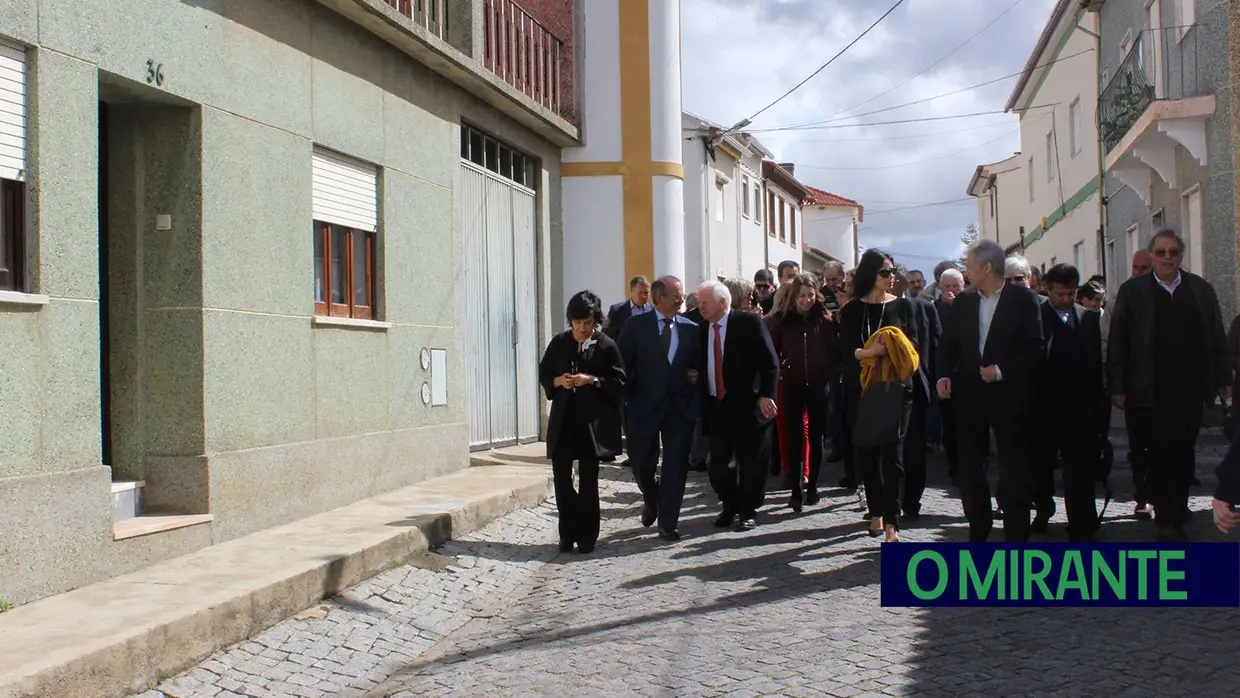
[460, 123, 535, 187]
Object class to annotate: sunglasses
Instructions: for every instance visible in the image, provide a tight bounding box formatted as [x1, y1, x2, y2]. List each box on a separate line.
[878, 268, 894, 278]
[1153, 248, 1181, 258]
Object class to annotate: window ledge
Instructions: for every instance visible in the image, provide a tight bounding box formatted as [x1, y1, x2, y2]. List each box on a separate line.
[0, 290, 50, 307]
[312, 315, 392, 331]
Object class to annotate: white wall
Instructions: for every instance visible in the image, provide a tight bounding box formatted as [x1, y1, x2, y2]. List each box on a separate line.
[1016, 11, 1102, 277]
[682, 135, 710, 285]
[763, 182, 803, 274]
[803, 204, 858, 268]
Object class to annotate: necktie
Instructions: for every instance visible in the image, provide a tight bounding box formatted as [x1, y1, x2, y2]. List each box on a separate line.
[713, 323, 726, 399]
[660, 317, 673, 358]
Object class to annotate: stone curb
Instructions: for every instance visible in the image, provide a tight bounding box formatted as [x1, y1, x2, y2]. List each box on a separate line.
[0, 469, 552, 698]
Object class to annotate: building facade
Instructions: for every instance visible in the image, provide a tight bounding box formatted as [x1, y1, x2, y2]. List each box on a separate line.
[802, 186, 863, 270]
[0, 0, 579, 606]
[967, 154, 1028, 253]
[681, 111, 772, 285]
[1091, 0, 1234, 315]
[1004, 0, 1105, 278]
[761, 161, 808, 276]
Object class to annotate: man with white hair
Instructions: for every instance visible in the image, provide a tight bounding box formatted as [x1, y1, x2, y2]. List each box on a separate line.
[937, 239, 1044, 542]
[932, 266, 966, 478]
[696, 280, 780, 531]
[1006, 255, 1046, 306]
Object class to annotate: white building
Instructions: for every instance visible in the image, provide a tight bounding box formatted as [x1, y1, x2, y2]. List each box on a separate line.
[681, 112, 811, 283]
[1001, 1, 1103, 277]
[682, 111, 772, 285]
[761, 161, 809, 276]
[966, 154, 1027, 253]
[802, 186, 863, 270]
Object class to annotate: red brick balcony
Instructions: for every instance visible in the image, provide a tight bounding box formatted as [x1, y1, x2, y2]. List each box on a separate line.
[482, 0, 575, 121]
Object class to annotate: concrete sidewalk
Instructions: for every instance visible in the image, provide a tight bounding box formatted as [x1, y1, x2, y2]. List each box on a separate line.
[0, 463, 552, 698]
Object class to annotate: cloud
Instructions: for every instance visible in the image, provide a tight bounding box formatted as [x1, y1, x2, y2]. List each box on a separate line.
[681, 0, 1060, 268]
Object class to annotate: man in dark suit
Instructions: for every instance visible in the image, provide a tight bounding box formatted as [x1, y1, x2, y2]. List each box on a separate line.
[895, 266, 941, 520]
[605, 275, 653, 341]
[617, 276, 701, 541]
[695, 280, 780, 531]
[1031, 263, 1103, 541]
[1108, 229, 1230, 541]
[933, 268, 965, 479]
[936, 239, 1043, 542]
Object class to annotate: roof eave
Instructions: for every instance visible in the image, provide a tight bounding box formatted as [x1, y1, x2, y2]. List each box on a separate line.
[1004, 0, 1075, 113]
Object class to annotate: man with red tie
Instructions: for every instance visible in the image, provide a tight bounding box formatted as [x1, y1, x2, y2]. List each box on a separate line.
[695, 280, 781, 531]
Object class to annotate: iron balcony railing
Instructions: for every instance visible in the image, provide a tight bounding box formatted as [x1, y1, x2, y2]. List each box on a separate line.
[384, 0, 449, 41]
[1099, 26, 1202, 153]
[483, 0, 573, 121]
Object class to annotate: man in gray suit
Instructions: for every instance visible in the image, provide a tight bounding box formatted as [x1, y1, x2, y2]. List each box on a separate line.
[618, 276, 702, 541]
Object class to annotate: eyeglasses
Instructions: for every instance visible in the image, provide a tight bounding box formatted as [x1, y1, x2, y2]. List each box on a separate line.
[878, 268, 894, 278]
[755, 283, 771, 290]
[1153, 248, 1181, 258]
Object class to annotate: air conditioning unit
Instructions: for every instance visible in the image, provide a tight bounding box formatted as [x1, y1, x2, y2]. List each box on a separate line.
[1080, 0, 1106, 10]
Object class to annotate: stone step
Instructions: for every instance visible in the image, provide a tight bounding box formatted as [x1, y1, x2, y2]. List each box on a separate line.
[109, 481, 144, 522]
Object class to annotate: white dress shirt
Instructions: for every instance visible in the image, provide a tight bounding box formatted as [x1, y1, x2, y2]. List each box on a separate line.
[1156, 270, 1183, 295]
[707, 311, 730, 398]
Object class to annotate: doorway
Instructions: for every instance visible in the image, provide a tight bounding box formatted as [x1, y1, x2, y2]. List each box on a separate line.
[99, 102, 112, 468]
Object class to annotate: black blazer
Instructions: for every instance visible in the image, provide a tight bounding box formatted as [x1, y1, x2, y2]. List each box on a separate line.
[604, 301, 642, 341]
[936, 283, 1043, 416]
[1035, 302, 1105, 400]
[911, 296, 941, 401]
[538, 330, 626, 460]
[699, 310, 780, 431]
[617, 310, 703, 425]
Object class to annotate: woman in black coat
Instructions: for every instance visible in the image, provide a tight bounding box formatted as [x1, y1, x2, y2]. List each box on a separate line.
[538, 290, 626, 554]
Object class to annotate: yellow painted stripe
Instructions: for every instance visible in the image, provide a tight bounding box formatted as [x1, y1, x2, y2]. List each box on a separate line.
[618, 0, 654, 289]
[562, 161, 684, 179]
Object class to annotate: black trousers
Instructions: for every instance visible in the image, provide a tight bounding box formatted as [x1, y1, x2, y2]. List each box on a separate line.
[957, 403, 1032, 542]
[851, 394, 912, 527]
[551, 430, 601, 548]
[784, 382, 829, 492]
[902, 388, 930, 515]
[1123, 407, 1151, 505]
[940, 398, 960, 477]
[707, 400, 769, 519]
[1033, 401, 1099, 540]
[1126, 404, 1202, 528]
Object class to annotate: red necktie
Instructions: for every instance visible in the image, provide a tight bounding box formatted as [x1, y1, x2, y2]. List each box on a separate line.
[713, 323, 726, 399]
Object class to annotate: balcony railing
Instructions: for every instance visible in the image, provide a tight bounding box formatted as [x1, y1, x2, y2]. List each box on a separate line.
[384, 0, 448, 41]
[483, 0, 573, 121]
[1099, 26, 1202, 153]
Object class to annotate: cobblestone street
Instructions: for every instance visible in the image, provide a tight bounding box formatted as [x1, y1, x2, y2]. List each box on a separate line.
[142, 426, 1240, 698]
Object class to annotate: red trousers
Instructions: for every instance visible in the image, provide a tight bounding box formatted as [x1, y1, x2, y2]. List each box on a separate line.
[776, 381, 810, 480]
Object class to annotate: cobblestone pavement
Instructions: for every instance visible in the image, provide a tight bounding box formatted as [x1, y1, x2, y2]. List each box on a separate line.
[140, 425, 1240, 698]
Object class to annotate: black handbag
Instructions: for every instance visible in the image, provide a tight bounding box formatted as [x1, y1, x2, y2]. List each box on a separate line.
[853, 375, 905, 449]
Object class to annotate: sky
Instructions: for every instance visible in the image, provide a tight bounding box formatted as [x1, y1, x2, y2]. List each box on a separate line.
[680, 0, 1060, 271]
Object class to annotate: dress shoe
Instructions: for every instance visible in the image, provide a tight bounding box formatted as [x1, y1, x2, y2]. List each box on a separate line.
[805, 489, 821, 506]
[658, 527, 681, 542]
[788, 492, 803, 514]
[993, 508, 1004, 521]
[689, 459, 708, 473]
[641, 503, 658, 528]
[1032, 514, 1051, 534]
[576, 543, 595, 554]
[1133, 502, 1152, 519]
[735, 518, 757, 531]
[837, 476, 857, 491]
[559, 541, 575, 553]
[714, 510, 736, 528]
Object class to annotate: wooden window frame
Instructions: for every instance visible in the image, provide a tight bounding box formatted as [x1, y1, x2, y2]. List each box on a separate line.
[0, 178, 26, 292]
[778, 198, 786, 242]
[314, 222, 376, 320]
[767, 191, 776, 237]
[790, 207, 797, 248]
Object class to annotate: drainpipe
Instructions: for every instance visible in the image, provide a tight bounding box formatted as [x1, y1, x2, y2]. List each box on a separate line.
[992, 178, 1001, 245]
[1076, 18, 1106, 281]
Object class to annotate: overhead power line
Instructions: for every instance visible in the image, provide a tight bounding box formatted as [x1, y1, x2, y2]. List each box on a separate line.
[747, 110, 1013, 132]
[810, 0, 1030, 126]
[755, 47, 1092, 133]
[795, 127, 1020, 172]
[742, 0, 906, 124]
[813, 198, 976, 222]
[789, 120, 1015, 144]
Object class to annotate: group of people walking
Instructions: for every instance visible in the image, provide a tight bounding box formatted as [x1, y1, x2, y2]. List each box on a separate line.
[540, 228, 1238, 554]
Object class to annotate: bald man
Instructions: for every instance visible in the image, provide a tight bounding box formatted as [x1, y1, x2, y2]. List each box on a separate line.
[1131, 250, 1152, 277]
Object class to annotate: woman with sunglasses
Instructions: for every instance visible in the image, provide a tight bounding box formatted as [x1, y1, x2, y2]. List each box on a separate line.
[837, 250, 921, 542]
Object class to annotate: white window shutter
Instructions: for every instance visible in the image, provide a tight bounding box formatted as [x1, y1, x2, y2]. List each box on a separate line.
[0, 40, 27, 182]
[312, 147, 378, 232]
[715, 182, 724, 221]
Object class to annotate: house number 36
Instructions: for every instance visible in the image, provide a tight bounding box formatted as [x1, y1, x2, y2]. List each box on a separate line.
[145, 59, 165, 87]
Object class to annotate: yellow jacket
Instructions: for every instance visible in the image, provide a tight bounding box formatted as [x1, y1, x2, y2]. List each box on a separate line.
[860, 325, 920, 392]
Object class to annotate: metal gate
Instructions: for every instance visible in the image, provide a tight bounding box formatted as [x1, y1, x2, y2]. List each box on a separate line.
[460, 162, 540, 449]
